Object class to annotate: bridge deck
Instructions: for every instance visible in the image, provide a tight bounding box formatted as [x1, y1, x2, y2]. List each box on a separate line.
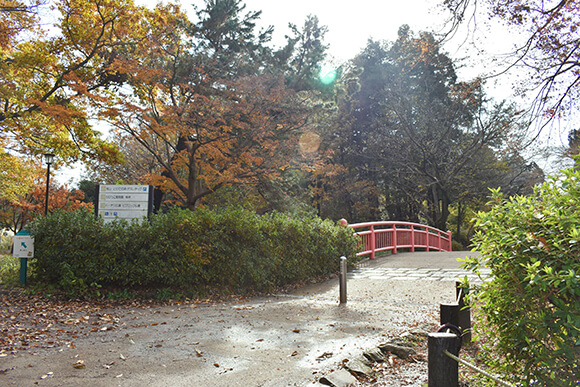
[350, 250, 489, 283]
[356, 250, 479, 269]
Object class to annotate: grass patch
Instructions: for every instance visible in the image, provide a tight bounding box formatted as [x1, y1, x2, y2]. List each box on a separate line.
[0, 254, 21, 287]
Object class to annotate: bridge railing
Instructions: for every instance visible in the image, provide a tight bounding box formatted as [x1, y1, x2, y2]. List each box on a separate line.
[348, 221, 452, 258]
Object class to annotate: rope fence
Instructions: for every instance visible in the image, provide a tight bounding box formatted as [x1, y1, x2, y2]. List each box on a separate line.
[443, 350, 516, 387]
[428, 281, 517, 387]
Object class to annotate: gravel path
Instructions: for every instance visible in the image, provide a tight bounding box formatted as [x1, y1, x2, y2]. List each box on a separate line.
[0, 251, 477, 386]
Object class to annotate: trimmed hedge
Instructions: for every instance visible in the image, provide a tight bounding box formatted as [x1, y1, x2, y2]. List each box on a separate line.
[27, 207, 359, 294]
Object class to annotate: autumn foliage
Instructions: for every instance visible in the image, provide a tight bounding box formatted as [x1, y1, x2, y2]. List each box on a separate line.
[0, 178, 91, 232]
[96, 1, 311, 210]
[2, 0, 550, 232]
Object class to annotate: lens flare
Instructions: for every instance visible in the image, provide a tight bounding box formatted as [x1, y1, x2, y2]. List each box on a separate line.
[299, 131, 321, 153]
[319, 64, 338, 85]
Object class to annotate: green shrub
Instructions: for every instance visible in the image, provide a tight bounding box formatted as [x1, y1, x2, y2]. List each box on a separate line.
[0, 254, 19, 286]
[0, 232, 13, 252]
[26, 207, 359, 295]
[451, 239, 464, 252]
[465, 169, 580, 386]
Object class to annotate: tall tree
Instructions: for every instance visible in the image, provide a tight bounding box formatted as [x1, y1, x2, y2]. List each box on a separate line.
[273, 14, 330, 92]
[0, 0, 154, 203]
[0, 0, 148, 161]
[103, 1, 309, 210]
[384, 28, 530, 229]
[321, 26, 529, 229]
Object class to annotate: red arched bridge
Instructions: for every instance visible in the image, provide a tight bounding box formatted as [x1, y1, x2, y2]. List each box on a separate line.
[348, 221, 452, 259]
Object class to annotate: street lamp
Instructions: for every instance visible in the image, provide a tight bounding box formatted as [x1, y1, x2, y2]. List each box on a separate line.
[43, 153, 55, 216]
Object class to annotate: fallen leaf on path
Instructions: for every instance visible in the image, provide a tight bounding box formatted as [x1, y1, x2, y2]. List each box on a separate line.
[316, 352, 333, 361]
[73, 360, 85, 369]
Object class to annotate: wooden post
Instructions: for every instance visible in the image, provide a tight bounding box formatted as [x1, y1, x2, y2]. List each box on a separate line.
[440, 302, 460, 328]
[456, 281, 472, 343]
[428, 332, 460, 387]
[339, 256, 347, 304]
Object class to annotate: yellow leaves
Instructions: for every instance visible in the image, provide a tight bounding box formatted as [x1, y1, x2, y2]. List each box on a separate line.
[58, 0, 147, 53]
[0, 151, 38, 202]
[0, 0, 39, 50]
[2, 0, 151, 170]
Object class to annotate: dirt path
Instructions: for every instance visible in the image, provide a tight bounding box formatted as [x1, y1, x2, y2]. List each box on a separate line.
[0, 251, 476, 386]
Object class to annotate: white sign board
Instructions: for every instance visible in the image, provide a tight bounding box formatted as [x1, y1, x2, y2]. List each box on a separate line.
[97, 185, 153, 223]
[13, 234, 34, 258]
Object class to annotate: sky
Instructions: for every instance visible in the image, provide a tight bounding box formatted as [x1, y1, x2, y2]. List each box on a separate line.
[136, 0, 452, 61]
[229, 0, 448, 60]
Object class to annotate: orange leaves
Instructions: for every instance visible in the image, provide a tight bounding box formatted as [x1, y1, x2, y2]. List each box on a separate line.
[1, 174, 93, 231]
[112, 69, 306, 209]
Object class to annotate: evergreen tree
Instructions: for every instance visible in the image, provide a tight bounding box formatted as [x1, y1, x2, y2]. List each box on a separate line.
[320, 26, 532, 229]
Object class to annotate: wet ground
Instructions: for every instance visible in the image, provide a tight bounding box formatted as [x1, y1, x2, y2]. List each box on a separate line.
[0, 251, 479, 386]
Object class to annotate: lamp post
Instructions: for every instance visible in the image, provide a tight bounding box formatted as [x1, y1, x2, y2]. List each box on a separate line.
[43, 153, 55, 216]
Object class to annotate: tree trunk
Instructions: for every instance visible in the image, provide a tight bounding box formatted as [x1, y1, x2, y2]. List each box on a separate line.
[456, 201, 462, 238]
[436, 189, 450, 231]
[430, 184, 450, 231]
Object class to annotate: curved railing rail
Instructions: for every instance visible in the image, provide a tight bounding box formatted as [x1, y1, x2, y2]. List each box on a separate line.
[348, 221, 452, 258]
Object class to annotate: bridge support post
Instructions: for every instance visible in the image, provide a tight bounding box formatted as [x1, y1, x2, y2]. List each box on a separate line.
[369, 226, 375, 259]
[392, 224, 397, 254]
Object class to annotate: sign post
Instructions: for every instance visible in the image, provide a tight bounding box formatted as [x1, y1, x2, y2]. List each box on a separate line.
[13, 230, 34, 286]
[96, 185, 154, 223]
